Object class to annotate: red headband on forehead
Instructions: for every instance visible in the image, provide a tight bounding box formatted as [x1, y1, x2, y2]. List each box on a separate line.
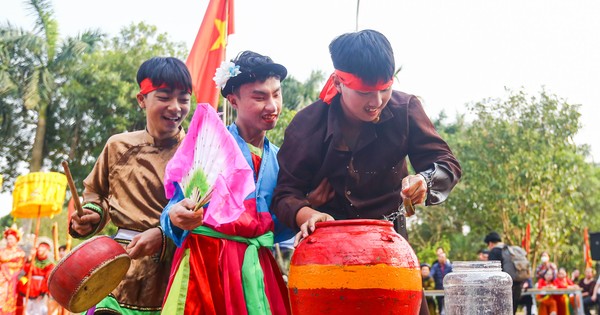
[139, 78, 169, 95]
[319, 70, 394, 104]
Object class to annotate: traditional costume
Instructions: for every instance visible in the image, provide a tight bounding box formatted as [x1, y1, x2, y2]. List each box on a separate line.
[18, 238, 55, 315]
[161, 123, 291, 315]
[553, 276, 577, 315]
[536, 278, 558, 315]
[0, 226, 25, 315]
[71, 129, 184, 315]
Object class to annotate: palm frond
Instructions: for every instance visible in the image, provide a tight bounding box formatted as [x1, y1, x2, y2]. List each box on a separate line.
[77, 29, 105, 50]
[27, 0, 58, 60]
[52, 31, 103, 74]
[22, 69, 40, 110]
[0, 72, 17, 95]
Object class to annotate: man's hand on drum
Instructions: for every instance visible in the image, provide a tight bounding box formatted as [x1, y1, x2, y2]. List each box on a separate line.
[168, 198, 204, 231]
[70, 208, 101, 236]
[127, 227, 162, 259]
[400, 174, 427, 205]
[293, 207, 334, 247]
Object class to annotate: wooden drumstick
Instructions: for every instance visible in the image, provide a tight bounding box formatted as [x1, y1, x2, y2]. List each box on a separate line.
[62, 160, 85, 217]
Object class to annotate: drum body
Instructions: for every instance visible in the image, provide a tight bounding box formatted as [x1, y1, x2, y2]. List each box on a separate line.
[288, 219, 422, 315]
[48, 235, 131, 313]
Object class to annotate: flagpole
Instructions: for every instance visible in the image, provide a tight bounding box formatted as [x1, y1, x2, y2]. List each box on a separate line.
[355, 0, 360, 31]
[222, 1, 231, 125]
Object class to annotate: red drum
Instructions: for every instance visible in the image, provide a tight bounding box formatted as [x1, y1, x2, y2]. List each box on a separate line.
[48, 235, 131, 313]
[288, 219, 422, 315]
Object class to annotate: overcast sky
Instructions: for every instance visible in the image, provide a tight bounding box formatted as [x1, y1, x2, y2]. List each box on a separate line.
[2, 0, 600, 215]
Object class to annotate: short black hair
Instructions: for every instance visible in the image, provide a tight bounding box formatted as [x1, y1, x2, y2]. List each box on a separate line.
[329, 29, 395, 85]
[136, 57, 192, 94]
[484, 232, 502, 244]
[59, 245, 67, 251]
[222, 50, 287, 97]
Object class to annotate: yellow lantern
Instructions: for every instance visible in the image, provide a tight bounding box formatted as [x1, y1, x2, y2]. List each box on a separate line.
[11, 172, 67, 309]
[11, 172, 67, 218]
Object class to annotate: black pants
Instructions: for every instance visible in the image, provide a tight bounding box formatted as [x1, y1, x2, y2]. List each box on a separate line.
[512, 282, 523, 315]
[518, 293, 533, 315]
[436, 296, 445, 314]
[583, 294, 600, 315]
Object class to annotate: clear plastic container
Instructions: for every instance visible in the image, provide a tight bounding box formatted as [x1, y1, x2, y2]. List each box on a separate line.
[443, 261, 513, 315]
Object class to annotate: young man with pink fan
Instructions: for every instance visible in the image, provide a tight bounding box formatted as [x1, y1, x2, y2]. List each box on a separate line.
[69, 56, 192, 315]
[160, 51, 293, 315]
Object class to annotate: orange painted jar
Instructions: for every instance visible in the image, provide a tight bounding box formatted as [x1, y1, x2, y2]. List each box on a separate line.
[288, 219, 422, 315]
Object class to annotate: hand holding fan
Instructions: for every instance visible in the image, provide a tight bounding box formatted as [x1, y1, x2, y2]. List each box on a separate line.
[164, 104, 255, 227]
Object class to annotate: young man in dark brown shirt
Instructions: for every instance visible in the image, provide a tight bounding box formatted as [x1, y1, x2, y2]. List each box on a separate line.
[272, 29, 462, 315]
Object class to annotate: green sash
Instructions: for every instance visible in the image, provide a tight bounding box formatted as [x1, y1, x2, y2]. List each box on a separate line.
[192, 226, 273, 315]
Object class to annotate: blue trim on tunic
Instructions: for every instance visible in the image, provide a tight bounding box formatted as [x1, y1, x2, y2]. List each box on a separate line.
[228, 124, 294, 244]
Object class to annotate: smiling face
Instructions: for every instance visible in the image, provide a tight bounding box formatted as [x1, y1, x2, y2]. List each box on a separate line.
[229, 77, 282, 139]
[335, 75, 393, 125]
[137, 87, 191, 140]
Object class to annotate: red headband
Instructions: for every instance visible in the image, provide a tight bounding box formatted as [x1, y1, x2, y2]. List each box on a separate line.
[139, 78, 169, 95]
[319, 70, 394, 104]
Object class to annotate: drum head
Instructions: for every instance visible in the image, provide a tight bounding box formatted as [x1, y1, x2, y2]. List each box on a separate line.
[69, 254, 131, 313]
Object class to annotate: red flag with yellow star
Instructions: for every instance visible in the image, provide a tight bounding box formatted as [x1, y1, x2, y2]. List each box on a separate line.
[187, 0, 235, 109]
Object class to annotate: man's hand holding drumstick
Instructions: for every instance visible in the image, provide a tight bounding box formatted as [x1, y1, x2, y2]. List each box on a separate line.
[63, 161, 159, 259]
[70, 209, 101, 237]
[63, 161, 102, 237]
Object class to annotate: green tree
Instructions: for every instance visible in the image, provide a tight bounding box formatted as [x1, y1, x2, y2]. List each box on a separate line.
[445, 88, 594, 268]
[0, 0, 103, 177]
[409, 89, 600, 270]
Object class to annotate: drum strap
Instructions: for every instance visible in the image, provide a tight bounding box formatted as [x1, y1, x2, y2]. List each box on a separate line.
[192, 226, 273, 315]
